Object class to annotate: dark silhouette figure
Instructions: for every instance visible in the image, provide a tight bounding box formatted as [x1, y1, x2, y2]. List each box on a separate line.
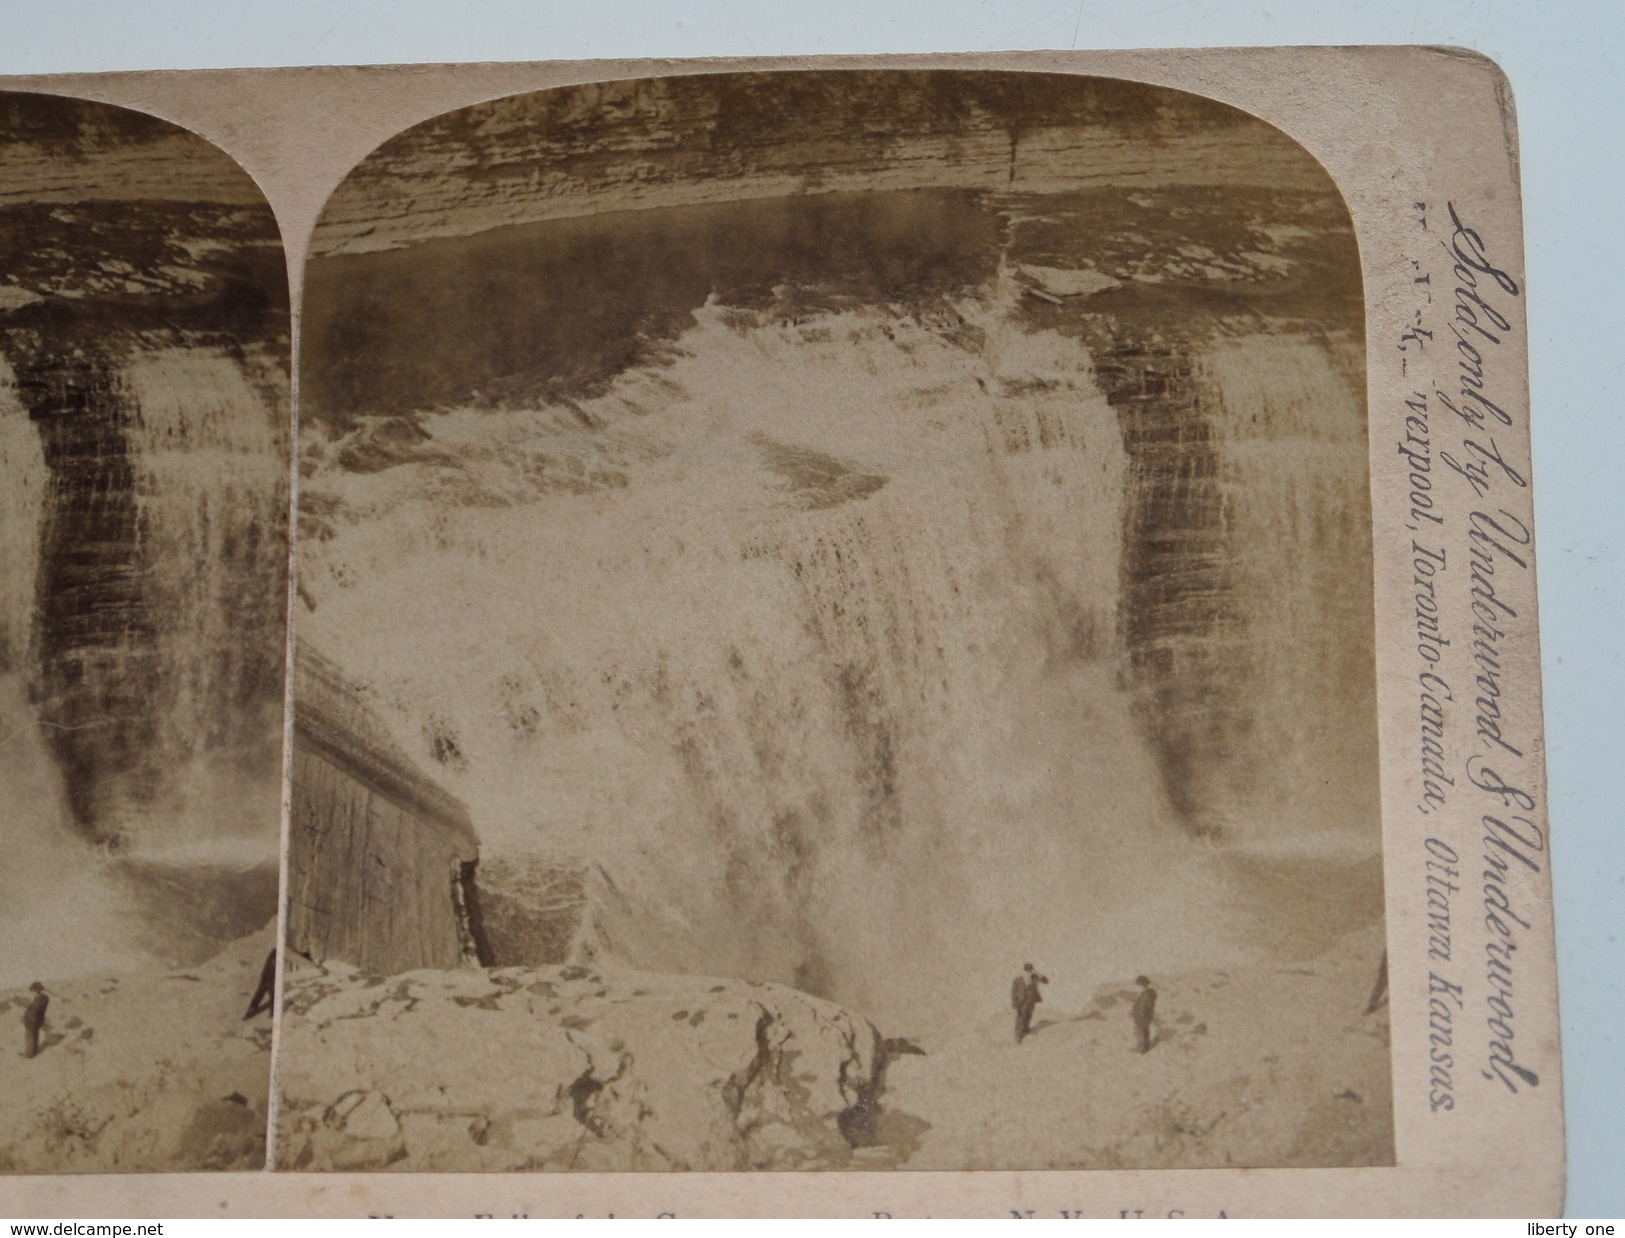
[1132, 975, 1157, 1054]
[242, 949, 277, 1020]
[1011, 962, 1048, 1043]
[1364, 951, 1388, 1015]
[22, 982, 48, 1059]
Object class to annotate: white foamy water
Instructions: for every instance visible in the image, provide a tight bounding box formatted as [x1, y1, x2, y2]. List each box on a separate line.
[296, 292, 1379, 1029]
[0, 673, 156, 987]
[121, 346, 288, 852]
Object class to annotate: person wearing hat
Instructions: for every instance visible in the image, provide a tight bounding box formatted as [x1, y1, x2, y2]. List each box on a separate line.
[1011, 963, 1048, 1043]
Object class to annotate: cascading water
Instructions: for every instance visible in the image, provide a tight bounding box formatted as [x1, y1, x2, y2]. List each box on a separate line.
[301, 302, 1169, 1027]
[298, 183, 1381, 1031]
[122, 346, 291, 853]
[2, 358, 121, 983]
[1194, 332, 1376, 852]
[1, 356, 148, 985]
[0, 93, 291, 985]
[0, 337, 289, 983]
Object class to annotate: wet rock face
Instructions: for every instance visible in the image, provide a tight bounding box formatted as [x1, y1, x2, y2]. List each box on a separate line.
[277, 963, 913, 1171]
[21, 351, 169, 834]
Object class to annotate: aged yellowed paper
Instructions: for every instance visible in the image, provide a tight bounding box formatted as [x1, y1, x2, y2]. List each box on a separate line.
[0, 48, 1559, 1217]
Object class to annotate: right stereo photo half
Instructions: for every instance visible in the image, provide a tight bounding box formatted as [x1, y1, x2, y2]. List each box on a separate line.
[277, 69, 1390, 1174]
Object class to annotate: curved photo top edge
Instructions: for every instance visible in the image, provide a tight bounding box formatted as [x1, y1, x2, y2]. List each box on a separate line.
[0, 88, 289, 1176]
[286, 67, 1389, 1175]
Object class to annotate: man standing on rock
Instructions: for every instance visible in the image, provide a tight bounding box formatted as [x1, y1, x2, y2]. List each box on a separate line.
[1012, 963, 1047, 1043]
[22, 982, 48, 1059]
[1132, 975, 1158, 1054]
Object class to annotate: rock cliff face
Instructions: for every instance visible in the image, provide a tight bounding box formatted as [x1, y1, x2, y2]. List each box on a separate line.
[473, 855, 588, 967]
[276, 962, 912, 1172]
[288, 648, 489, 975]
[0, 925, 274, 1173]
[311, 72, 1331, 259]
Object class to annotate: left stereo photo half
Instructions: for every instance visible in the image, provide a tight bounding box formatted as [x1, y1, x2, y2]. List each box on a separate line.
[0, 92, 289, 1173]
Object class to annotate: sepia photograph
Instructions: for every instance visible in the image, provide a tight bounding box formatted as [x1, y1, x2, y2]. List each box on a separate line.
[0, 92, 289, 1172]
[280, 69, 1392, 1174]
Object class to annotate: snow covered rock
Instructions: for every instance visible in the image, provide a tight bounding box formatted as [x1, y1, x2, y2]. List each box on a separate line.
[881, 925, 1394, 1170]
[275, 961, 913, 1171]
[0, 925, 274, 1173]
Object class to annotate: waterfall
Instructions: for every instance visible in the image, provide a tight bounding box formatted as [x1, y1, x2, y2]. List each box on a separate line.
[121, 346, 290, 856]
[299, 301, 1250, 1027]
[8, 342, 289, 856]
[1196, 332, 1377, 853]
[1, 90, 293, 988]
[0, 341, 288, 983]
[1, 362, 148, 985]
[297, 178, 1379, 1031]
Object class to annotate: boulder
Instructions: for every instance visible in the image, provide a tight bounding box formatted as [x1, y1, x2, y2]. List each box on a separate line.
[275, 961, 912, 1171]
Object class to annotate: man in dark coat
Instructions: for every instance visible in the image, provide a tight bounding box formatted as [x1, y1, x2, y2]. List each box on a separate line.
[1012, 963, 1048, 1043]
[1132, 975, 1158, 1053]
[22, 982, 47, 1059]
[243, 949, 277, 1020]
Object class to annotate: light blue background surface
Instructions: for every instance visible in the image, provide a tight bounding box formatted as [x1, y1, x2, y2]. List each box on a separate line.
[1, 0, 1617, 1217]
